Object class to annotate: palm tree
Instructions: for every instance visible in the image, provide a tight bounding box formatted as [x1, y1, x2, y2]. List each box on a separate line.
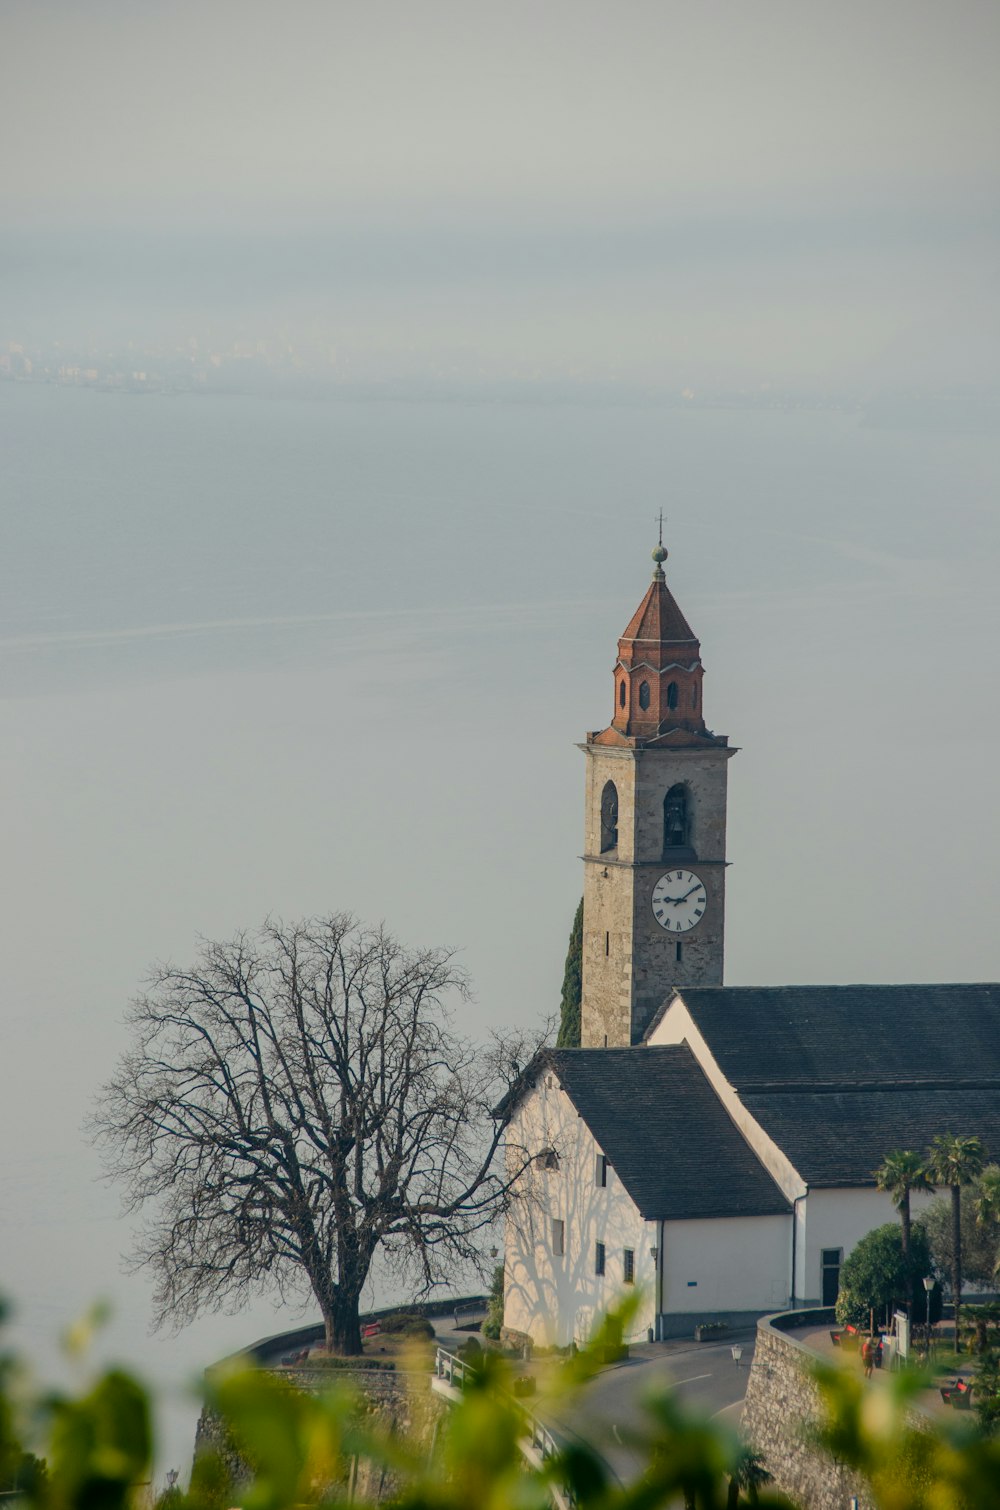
[726, 1448, 772, 1507]
[975, 1164, 1000, 1229]
[928, 1133, 987, 1352]
[874, 1149, 934, 1312]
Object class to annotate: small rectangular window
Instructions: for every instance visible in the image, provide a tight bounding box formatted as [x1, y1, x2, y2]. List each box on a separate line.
[623, 1248, 635, 1285]
[551, 1218, 565, 1257]
[605, 931, 610, 957]
[595, 1153, 608, 1187]
[675, 941, 682, 963]
[595, 1241, 606, 1276]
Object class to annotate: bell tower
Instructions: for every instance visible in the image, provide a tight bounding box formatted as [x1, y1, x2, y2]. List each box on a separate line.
[580, 533, 736, 1047]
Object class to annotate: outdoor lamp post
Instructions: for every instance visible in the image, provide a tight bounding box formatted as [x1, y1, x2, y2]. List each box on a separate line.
[731, 1344, 743, 1367]
[924, 1275, 935, 1353]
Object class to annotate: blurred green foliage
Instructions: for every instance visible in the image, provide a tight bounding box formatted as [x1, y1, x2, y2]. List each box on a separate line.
[5, 1295, 1000, 1510]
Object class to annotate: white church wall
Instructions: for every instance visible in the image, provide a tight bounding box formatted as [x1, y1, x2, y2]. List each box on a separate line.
[798, 1187, 937, 1304]
[660, 1214, 791, 1314]
[504, 1075, 655, 1346]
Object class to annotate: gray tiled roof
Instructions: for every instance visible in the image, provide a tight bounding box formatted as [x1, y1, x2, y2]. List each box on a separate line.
[743, 1086, 1000, 1186]
[543, 1045, 791, 1221]
[664, 985, 1000, 1089]
[658, 985, 1000, 1187]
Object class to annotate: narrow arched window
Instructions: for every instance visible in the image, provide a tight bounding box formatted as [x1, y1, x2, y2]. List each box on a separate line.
[692, 684, 698, 707]
[666, 681, 679, 710]
[638, 680, 650, 710]
[600, 780, 619, 852]
[663, 784, 688, 850]
[618, 679, 626, 708]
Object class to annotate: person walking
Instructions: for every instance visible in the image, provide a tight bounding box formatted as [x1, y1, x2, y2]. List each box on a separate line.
[861, 1335, 875, 1379]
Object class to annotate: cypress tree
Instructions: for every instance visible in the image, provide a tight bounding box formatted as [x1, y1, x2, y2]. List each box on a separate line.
[556, 898, 583, 1047]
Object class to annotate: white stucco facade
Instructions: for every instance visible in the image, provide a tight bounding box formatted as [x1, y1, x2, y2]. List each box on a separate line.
[658, 1214, 791, 1314]
[504, 1072, 656, 1346]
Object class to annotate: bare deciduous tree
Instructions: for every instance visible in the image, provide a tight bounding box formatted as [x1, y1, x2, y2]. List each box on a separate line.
[92, 914, 534, 1354]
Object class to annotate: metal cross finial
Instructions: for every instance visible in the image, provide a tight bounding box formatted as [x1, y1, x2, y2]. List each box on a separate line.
[651, 511, 669, 573]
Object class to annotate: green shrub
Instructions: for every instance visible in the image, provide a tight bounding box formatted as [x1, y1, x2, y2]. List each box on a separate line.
[482, 1265, 504, 1341]
[835, 1223, 935, 1329]
[378, 1311, 430, 1335]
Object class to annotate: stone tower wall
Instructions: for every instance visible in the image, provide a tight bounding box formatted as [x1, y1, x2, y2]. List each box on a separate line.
[581, 745, 732, 1045]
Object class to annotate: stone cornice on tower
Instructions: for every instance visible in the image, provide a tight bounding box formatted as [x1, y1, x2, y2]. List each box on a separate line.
[589, 544, 729, 750]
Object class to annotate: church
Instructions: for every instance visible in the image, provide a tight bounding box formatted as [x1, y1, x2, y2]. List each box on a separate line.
[501, 538, 1000, 1345]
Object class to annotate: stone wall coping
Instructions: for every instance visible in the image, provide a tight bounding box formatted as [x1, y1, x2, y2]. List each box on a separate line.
[205, 1293, 487, 1374]
[755, 1306, 837, 1360]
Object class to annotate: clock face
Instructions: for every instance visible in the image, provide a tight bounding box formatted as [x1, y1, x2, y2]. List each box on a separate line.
[651, 869, 707, 934]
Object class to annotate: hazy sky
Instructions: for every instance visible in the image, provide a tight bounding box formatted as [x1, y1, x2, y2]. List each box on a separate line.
[3, 0, 999, 386]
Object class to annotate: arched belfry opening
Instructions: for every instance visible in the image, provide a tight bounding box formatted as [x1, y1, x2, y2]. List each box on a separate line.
[600, 780, 619, 853]
[663, 783, 689, 851]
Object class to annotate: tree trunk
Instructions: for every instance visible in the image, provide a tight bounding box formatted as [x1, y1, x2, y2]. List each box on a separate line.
[312, 1271, 364, 1355]
[952, 1182, 962, 1354]
[901, 1190, 913, 1312]
[321, 1293, 364, 1355]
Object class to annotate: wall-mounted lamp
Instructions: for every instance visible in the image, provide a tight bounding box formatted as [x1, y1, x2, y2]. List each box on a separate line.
[602, 867, 609, 878]
[649, 1247, 658, 1261]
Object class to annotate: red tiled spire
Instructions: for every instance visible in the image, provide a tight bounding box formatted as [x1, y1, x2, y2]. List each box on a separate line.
[619, 571, 697, 647]
[589, 537, 726, 748]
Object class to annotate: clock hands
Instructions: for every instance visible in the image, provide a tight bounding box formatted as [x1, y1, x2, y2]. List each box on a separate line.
[658, 886, 703, 907]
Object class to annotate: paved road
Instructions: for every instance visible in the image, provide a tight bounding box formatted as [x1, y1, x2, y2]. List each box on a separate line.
[429, 1317, 755, 1485]
[537, 1333, 756, 1484]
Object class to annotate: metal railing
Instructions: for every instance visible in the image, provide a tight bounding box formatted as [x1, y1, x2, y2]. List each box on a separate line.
[434, 1346, 476, 1392]
[523, 1411, 561, 1466]
[432, 1348, 573, 1507]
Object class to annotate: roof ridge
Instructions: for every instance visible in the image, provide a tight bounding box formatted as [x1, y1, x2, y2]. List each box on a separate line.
[742, 1078, 1000, 1094]
[678, 982, 1000, 993]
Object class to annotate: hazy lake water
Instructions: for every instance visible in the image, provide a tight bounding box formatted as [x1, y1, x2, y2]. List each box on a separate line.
[2, 379, 998, 1476]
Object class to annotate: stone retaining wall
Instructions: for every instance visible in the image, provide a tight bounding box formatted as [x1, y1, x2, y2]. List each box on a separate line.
[741, 1309, 946, 1510]
[741, 1311, 873, 1510]
[193, 1365, 445, 1504]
